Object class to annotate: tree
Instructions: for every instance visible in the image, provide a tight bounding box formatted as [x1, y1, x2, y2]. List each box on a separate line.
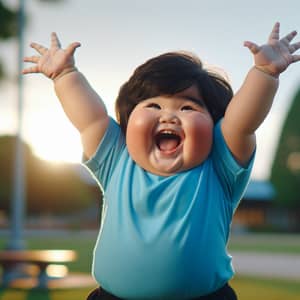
[0, 136, 99, 215]
[0, 1, 18, 78]
[0, 0, 63, 80]
[270, 88, 300, 208]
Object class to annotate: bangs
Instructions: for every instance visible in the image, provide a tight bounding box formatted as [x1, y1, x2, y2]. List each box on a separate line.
[135, 53, 203, 100]
[115, 51, 233, 133]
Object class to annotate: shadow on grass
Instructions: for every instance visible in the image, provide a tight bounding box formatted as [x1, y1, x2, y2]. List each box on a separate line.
[0, 289, 4, 299]
[0, 287, 51, 300]
[0, 287, 92, 300]
[26, 288, 51, 300]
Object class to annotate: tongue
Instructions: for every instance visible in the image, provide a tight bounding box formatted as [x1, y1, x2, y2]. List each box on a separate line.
[159, 138, 178, 151]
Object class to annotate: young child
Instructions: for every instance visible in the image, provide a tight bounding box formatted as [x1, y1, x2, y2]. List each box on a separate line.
[23, 23, 300, 300]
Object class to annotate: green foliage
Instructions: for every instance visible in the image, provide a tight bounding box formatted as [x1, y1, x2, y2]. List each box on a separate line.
[271, 88, 300, 208]
[0, 135, 100, 215]
[0, 0, 64, 81]
[0, 1, 18, 79]
[0, 1, 18, 40]
[0, 61, 4, 79]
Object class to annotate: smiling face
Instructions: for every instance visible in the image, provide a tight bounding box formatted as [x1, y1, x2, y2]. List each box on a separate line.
[126, 85, 214, 176]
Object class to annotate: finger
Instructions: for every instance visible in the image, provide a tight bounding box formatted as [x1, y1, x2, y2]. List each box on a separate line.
[30, 42, 48, 55]
[281, 30, 298, 46]
[23, 55, 40, 63]
[66, 42, 81, 56]
[289, 41, 300, 53]
[22, 66, 39, 74]
[244, 41, 261, 54]
[268, 22, 280, 42]
[51, 32, 61, 49]
[291, 54, 300, 64]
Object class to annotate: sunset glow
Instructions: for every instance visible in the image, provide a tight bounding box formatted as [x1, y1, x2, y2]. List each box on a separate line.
[25, 112, 82, 163]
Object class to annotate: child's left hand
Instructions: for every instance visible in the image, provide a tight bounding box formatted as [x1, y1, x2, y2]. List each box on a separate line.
[244, 22, 300, 77]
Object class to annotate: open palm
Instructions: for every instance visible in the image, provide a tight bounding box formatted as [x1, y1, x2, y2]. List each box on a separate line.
[244, 22, 300, 76]
[23, 32, 81, 80]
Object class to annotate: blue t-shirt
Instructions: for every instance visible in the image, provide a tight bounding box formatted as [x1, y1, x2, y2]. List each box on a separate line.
[84, 118, 254, 299]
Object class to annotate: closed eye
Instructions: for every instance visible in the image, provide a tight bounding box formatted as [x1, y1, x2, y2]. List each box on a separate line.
[146, 103, 161, 109]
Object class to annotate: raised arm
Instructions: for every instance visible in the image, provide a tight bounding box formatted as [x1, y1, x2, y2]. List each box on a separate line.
[23, 33, 109, 158]
[222, 22, 300, 165]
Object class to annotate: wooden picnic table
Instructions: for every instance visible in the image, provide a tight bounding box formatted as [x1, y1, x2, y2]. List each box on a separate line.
[0, 249, 77, 288]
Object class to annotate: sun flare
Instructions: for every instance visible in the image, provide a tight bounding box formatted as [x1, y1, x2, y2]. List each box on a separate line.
[25, 113, 83, 164]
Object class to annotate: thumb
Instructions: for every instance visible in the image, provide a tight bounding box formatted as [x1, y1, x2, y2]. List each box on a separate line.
[244, 41, 260, 55]
[66, 42, 81, 56]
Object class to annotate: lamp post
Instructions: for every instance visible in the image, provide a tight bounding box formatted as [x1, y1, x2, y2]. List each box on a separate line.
[8, 0, 26, 250]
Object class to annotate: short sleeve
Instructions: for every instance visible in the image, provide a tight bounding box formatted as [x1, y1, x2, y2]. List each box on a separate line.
[211, 119, 255, 207]
[83, 118, 126, 189]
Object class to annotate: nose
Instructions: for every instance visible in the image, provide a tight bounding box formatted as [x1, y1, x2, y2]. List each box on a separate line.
[159, 111, 180, 124]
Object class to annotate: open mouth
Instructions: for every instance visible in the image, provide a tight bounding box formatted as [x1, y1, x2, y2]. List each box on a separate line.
[155, 130, 182, 153]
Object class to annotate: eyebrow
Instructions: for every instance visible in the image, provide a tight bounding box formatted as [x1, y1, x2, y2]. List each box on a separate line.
[183, 96, 206, 107]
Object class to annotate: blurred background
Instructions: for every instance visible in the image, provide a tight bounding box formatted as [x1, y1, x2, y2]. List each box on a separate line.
[0, 0, 299, 233]
[0, 0, 300, 299]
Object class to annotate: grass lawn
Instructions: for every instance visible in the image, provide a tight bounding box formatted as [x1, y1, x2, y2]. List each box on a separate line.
[0, 276, 299, 300]
[231, 276, 300, 300]
[0, 232, 299, 299]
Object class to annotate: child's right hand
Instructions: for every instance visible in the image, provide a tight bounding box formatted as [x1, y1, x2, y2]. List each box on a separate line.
[23, 32, 81, 81]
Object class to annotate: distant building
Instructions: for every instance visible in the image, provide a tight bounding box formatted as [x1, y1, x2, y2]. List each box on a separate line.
[233, 180, 275, 230]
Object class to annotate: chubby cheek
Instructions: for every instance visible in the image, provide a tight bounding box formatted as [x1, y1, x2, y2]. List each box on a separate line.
[126, 110, 153, 163]
[184, 117, 214, 164]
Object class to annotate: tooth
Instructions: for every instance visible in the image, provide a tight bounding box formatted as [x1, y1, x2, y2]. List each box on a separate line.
[162, 130, 174, 134]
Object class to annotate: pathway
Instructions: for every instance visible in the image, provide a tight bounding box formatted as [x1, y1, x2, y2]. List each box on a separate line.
[231, 251, 300, 280]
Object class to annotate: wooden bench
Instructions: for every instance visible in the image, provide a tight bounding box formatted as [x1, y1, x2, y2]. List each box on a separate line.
[0, 250, 77, 288]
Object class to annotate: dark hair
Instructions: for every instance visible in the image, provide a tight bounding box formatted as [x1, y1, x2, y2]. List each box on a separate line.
[115, 52, 233, 133]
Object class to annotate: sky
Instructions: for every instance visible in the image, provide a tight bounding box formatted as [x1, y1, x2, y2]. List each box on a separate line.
[1, 0, 300, 180]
